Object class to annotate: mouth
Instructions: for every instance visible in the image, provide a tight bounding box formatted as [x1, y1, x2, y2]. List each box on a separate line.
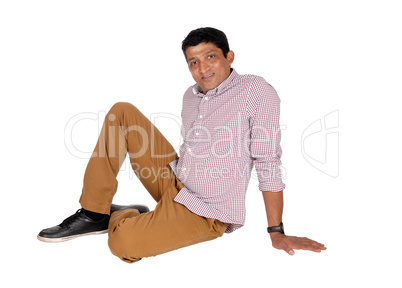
[201, 73, 214, 81]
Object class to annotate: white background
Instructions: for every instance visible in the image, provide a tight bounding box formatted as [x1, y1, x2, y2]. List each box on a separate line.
[1, 0, 401, 287]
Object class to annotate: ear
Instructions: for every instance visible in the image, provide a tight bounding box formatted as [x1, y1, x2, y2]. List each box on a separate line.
[226, 50, 235, 64]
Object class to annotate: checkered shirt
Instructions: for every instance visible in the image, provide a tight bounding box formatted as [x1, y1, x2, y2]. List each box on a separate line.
[169, 69, 285, 233]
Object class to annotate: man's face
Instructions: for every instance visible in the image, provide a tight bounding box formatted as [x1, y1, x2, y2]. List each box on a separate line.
[185, 42, 234, 94]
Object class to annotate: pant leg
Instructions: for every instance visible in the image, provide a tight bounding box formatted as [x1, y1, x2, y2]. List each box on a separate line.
[108, 178, 229, 263]
[79, 102, 178, 214]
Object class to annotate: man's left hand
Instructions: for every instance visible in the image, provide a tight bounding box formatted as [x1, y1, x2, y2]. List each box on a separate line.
[270, 233, 327, 255]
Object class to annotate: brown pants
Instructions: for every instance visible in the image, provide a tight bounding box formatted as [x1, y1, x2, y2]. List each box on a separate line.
[79, 102, 228, 263]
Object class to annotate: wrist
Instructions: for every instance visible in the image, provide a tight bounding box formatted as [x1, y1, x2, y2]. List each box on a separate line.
[267, 222, 284, 234]
[270, 231, 285, 240]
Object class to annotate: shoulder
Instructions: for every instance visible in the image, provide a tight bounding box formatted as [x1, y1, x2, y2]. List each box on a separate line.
[184, 85, 196, 96]
[243, 74, 280, 117]
[247, 75, 277, 94]
[242, 74, 279, 102]
[233, 73, 277, 95]
[231, 73, 260, 88]
[182, 85, 198, 103]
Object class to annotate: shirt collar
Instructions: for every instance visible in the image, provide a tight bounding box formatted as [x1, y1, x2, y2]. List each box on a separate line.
[192, 69, 238, 98]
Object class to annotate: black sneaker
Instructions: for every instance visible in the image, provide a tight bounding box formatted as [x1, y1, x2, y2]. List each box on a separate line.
[37, 204, 149, 243]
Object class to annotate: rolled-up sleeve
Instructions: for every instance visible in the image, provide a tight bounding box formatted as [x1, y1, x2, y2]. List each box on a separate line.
[248, 77, 286, 192]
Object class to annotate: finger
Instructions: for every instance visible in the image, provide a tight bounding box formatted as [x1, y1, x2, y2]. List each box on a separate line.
[289, 238, 326, 252]
[307, 240, 327, 251]
[282, 242, 295, 256]
[299, 237, 325, 245]
[308, 240, 326, 248]
[299, 241, 326, 252]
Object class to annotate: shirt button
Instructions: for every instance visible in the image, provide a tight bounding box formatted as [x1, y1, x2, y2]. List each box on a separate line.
[205, 97, 209, 100]
[195, 132, 199, 136]
[188, 148, 192, 152]
[199, 115, 203, 119]
[182, 167, 187, 171]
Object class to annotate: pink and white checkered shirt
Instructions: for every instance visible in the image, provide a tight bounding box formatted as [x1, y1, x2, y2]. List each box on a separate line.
[169, 69, 285, 233]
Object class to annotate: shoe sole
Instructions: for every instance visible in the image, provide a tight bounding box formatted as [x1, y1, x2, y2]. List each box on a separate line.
[37, 229, 108, 243]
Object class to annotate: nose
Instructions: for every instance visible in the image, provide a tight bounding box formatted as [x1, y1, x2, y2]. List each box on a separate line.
[199, 60, 209, 74]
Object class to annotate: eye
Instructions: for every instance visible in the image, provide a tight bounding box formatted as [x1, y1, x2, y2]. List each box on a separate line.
[189, 61, 198, 67]
[208, 54, 215, 59]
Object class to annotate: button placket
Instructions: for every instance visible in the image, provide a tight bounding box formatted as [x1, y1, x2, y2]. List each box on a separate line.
[197, 96, 206, 132]
[192, 93, 213, 144]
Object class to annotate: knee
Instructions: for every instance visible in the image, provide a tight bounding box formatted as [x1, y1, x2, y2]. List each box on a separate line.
[108, 210, 143, 263]
[109, 102, 137, 116]
[106, 102, 142, 125]
[108, 230, 142, 264]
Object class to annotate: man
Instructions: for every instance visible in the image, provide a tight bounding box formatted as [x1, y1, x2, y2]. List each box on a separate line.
[38, 27, 326, 263]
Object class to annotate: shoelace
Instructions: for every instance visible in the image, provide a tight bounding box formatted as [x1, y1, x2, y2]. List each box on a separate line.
[60, 209, 84, 227]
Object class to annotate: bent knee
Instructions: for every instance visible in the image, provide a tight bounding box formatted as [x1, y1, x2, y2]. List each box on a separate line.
[106, 102, 144, 124]
[110, 102, 137, 114]
[108, 232, 142, 263]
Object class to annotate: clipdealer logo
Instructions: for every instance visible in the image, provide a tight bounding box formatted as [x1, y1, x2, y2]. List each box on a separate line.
[301, 110, 339, 178]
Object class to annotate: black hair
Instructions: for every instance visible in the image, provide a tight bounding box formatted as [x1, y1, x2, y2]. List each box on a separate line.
[182, 27, 230, 59]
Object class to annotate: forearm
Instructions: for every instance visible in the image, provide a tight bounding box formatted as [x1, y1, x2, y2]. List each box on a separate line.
[262, 190, 284, 238]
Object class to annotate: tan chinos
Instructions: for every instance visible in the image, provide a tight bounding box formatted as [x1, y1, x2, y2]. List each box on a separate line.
[79, 102, 228, 263]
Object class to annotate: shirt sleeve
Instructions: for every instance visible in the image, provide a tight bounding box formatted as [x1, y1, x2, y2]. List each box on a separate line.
[248, 76, 286, 192]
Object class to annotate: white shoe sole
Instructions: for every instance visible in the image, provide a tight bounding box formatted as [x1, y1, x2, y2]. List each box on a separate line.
[37, 229, 108, 243]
